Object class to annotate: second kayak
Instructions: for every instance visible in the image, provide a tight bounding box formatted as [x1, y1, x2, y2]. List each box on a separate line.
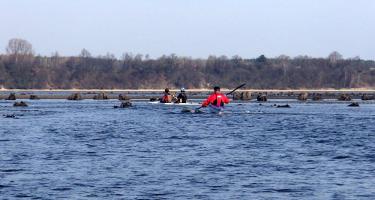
[149, 102, 200, 106]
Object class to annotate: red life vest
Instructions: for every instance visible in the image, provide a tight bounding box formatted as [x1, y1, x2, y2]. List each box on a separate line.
[161, 93, 172, 103]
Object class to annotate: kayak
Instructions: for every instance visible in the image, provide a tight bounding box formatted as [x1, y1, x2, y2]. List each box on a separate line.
[180, 105, 225, 114]
[149, 101, 200, 106]
[209, 105, 224, 114]
[181, 108, 204, 114]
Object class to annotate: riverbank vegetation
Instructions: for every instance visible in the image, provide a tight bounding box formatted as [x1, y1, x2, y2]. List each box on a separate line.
[1, 38, 374, 89]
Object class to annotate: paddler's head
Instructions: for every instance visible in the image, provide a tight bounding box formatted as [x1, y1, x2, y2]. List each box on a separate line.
[214, 86, 220, 93]
[165, 88, 170, 94]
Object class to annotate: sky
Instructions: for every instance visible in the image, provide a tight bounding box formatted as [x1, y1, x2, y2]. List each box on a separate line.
[0, 0, 374, 59]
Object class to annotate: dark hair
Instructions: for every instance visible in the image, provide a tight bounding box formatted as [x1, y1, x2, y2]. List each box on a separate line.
[165, 88, 169, 93]
[214, 86, 220, 91]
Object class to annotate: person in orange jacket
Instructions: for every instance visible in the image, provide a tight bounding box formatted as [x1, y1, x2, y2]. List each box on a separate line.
[160, 88, 172, 103]
[202, 86, 230, 108]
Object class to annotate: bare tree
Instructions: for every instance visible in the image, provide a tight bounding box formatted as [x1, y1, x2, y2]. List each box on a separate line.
[79, 48, 91, 58]
[6, 38, 34, 63]
[277, 55, 290, 60]
[6, 38, 34, 56]
[278, 55, 290, 82]
[328, 51, 343, 64]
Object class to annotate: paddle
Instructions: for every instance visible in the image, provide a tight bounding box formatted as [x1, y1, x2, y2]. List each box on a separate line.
[225, 83, 246, 96]
[194, 83, 246, 112]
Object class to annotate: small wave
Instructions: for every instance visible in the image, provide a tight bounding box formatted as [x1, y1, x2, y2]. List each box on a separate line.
[264, 188, 304, 193]
[332, 155, 351, 159]
[316, 139, 331, 144]
[1, 169, 24, 172]
[14, 194, 33, 198]
[72, 183, 95, 188]
[363, 154, 375, 161]
[51, 187, 72, 191]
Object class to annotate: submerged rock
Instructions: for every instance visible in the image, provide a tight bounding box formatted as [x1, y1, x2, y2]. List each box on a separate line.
[67, 93, 82, 100]
[4, 114, 16, 118]
[93, 92, 108, 100]
[13, 101, 28, 107]
[348, 102, 359, 107]
[298, 92, 308, 101]
[6, 93, 16, 100]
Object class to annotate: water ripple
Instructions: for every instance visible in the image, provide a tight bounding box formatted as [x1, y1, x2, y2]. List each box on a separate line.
[0, 100, 374, 199]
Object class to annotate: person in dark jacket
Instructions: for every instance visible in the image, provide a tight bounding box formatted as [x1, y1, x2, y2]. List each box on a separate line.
[175, 88, 188, 103]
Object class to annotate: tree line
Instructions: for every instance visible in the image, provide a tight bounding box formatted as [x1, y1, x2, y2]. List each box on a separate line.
[0, 38, 374, 89]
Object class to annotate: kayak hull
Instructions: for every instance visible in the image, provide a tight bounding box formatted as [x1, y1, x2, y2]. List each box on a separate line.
[149, 102, 200, 106]
[209, 105, 224, 114]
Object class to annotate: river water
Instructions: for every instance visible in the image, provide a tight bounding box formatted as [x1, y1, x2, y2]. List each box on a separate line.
[0, 100, 374, 199]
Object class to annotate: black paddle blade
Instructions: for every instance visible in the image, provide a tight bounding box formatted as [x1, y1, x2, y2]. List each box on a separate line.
[226, 83, 246, 95]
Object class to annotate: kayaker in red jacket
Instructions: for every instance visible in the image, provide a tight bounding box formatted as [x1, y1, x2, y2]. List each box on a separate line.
[202, 86, 230, 107]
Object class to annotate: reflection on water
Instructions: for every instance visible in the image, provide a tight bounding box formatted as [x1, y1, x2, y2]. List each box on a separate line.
[0, 100, 374, 199]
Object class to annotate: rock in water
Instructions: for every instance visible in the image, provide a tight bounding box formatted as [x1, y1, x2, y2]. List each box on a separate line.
[233, 91, 251, 100]
[114, 101, 132, 108]
[120, 102, 132, 108]
[348, 102, 359, 107]
[93, 92, 108, 100]
[277, 104, 291, 108]
[6, 93, 16, 100]
[241, 91, 252, 100]
[13, 101, 28, 107]
[298, 92, 308, 101]
[67, 93, 82, 100]
[361, 94, 374, 100]
[312, 93, 323, 101]
[338, 94, 352, 101]
[233, 92, 242, 100]
[119, 94, 130, 101]
[257, 94, 267, 102]
[30, 95, 40, 100]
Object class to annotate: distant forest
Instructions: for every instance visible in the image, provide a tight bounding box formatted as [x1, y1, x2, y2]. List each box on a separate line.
[0, 38, 374, 89]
